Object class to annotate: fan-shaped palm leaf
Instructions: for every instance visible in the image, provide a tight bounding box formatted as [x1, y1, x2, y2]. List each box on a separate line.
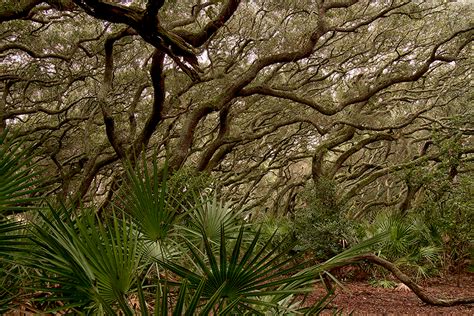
[158, 226, 317, 315]
[29, 206, 145, 314]
[0, 130, 46, 311]
[135, 277, 242, 316]
[119, 157, 182, 244]
[0, 131, 44, 214]
[180, 193, 244, 249]
[0, 130, 44, 256]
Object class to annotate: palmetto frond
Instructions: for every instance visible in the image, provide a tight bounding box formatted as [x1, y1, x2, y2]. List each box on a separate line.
[0, 131, 44, 214]
[29, 206, 145, 314]
[0, 130, 46, 311]
[180, 193, 244, 249]
[119, 157, 182, 244]
[0, 131, 44, 257]
[158, 226, 317, 315]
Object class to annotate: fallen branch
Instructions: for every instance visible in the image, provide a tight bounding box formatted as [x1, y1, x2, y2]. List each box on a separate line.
[351, 254, 474, 307]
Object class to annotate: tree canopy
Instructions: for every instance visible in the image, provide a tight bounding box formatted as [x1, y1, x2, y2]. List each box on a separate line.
[1, 0, 472, 216]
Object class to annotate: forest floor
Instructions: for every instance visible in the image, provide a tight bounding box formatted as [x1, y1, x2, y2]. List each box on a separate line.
[306, 272, 474, 315]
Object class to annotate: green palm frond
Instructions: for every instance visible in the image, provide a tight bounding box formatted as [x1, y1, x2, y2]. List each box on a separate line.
[142, 238, 185, 263]
[418, 245, 441, 263]
[312, 231, 390, 273]
[0, 130, 44, 214]
[0, 130, 44, 257]
[364, 213, 417, 258]
[180, 193, 244, 249]
[134, 277, 243, 315]
[0, 217, 27, 256]
[157, 226, 317, 314]
[29, 206, 145, 314]
[361, 211, 443, 278]
[0, 218, 28, 311]
[120, 157, 182, 243]
[0, 130, 46, 311]
[0, 263, 23, 313]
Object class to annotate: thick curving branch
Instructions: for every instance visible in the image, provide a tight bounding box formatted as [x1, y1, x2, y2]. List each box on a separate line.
[176, 0, 242, 47]
[73, 0, 201, 80]
[351, 254, 474, 307]
[99, 28, 134, 160]
[196, 104, 231, 171]
[328, 133, 396, 178]
[312, 126, 356, 182]
[239, 86, 340, 116]
[323, 0, 359, 10]
[0, 0, 43, 22]
[73, 0, 142, 26]
[131, 48, 166, 159]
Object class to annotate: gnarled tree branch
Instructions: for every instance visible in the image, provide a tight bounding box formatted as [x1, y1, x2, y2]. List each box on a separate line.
[350, 254, 474, 307]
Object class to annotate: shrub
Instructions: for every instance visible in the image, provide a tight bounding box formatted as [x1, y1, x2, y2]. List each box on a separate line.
[292, 178, 355, 261]
[415, 174, 473, 272]
[253, 212, 295, 249]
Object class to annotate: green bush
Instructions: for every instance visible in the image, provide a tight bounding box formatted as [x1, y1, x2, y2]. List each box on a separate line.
[292, 178, 355, 261]
[253, 212, 295, 249]
[415, 174, 473, 272]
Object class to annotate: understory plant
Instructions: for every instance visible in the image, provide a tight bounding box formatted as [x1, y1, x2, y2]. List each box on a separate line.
[253, 212, 294, 250]
[397, 136, 473, 273]
[293, 178, 356, 260]
[159, 225, 316, 314]
[29, 207, 145, 314]
[361, 212, 442, 279]
[414, 174, 473, 273]
[1, 134, 388, 314]
[0, 130, 46, 312]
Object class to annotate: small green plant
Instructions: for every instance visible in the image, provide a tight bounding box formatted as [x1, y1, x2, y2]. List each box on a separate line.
[28, 207, 145, 314]
[181, 192, 244, 250]
[119, 157, 181, 244]
[369, 279, 397, 289]
[157, 226, 317, 314]
[402, 133, 473, 273]
[0, 130, 47, 312]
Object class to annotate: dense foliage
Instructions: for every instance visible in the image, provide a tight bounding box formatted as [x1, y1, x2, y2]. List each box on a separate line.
[0, 133, 387, 313]
[1, 0, 472, 217]
[293, 178, 355, 260]
[0, 0, 472, 312]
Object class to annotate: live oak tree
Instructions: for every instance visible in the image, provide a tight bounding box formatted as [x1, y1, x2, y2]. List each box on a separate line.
[1, 0, 472, 217]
